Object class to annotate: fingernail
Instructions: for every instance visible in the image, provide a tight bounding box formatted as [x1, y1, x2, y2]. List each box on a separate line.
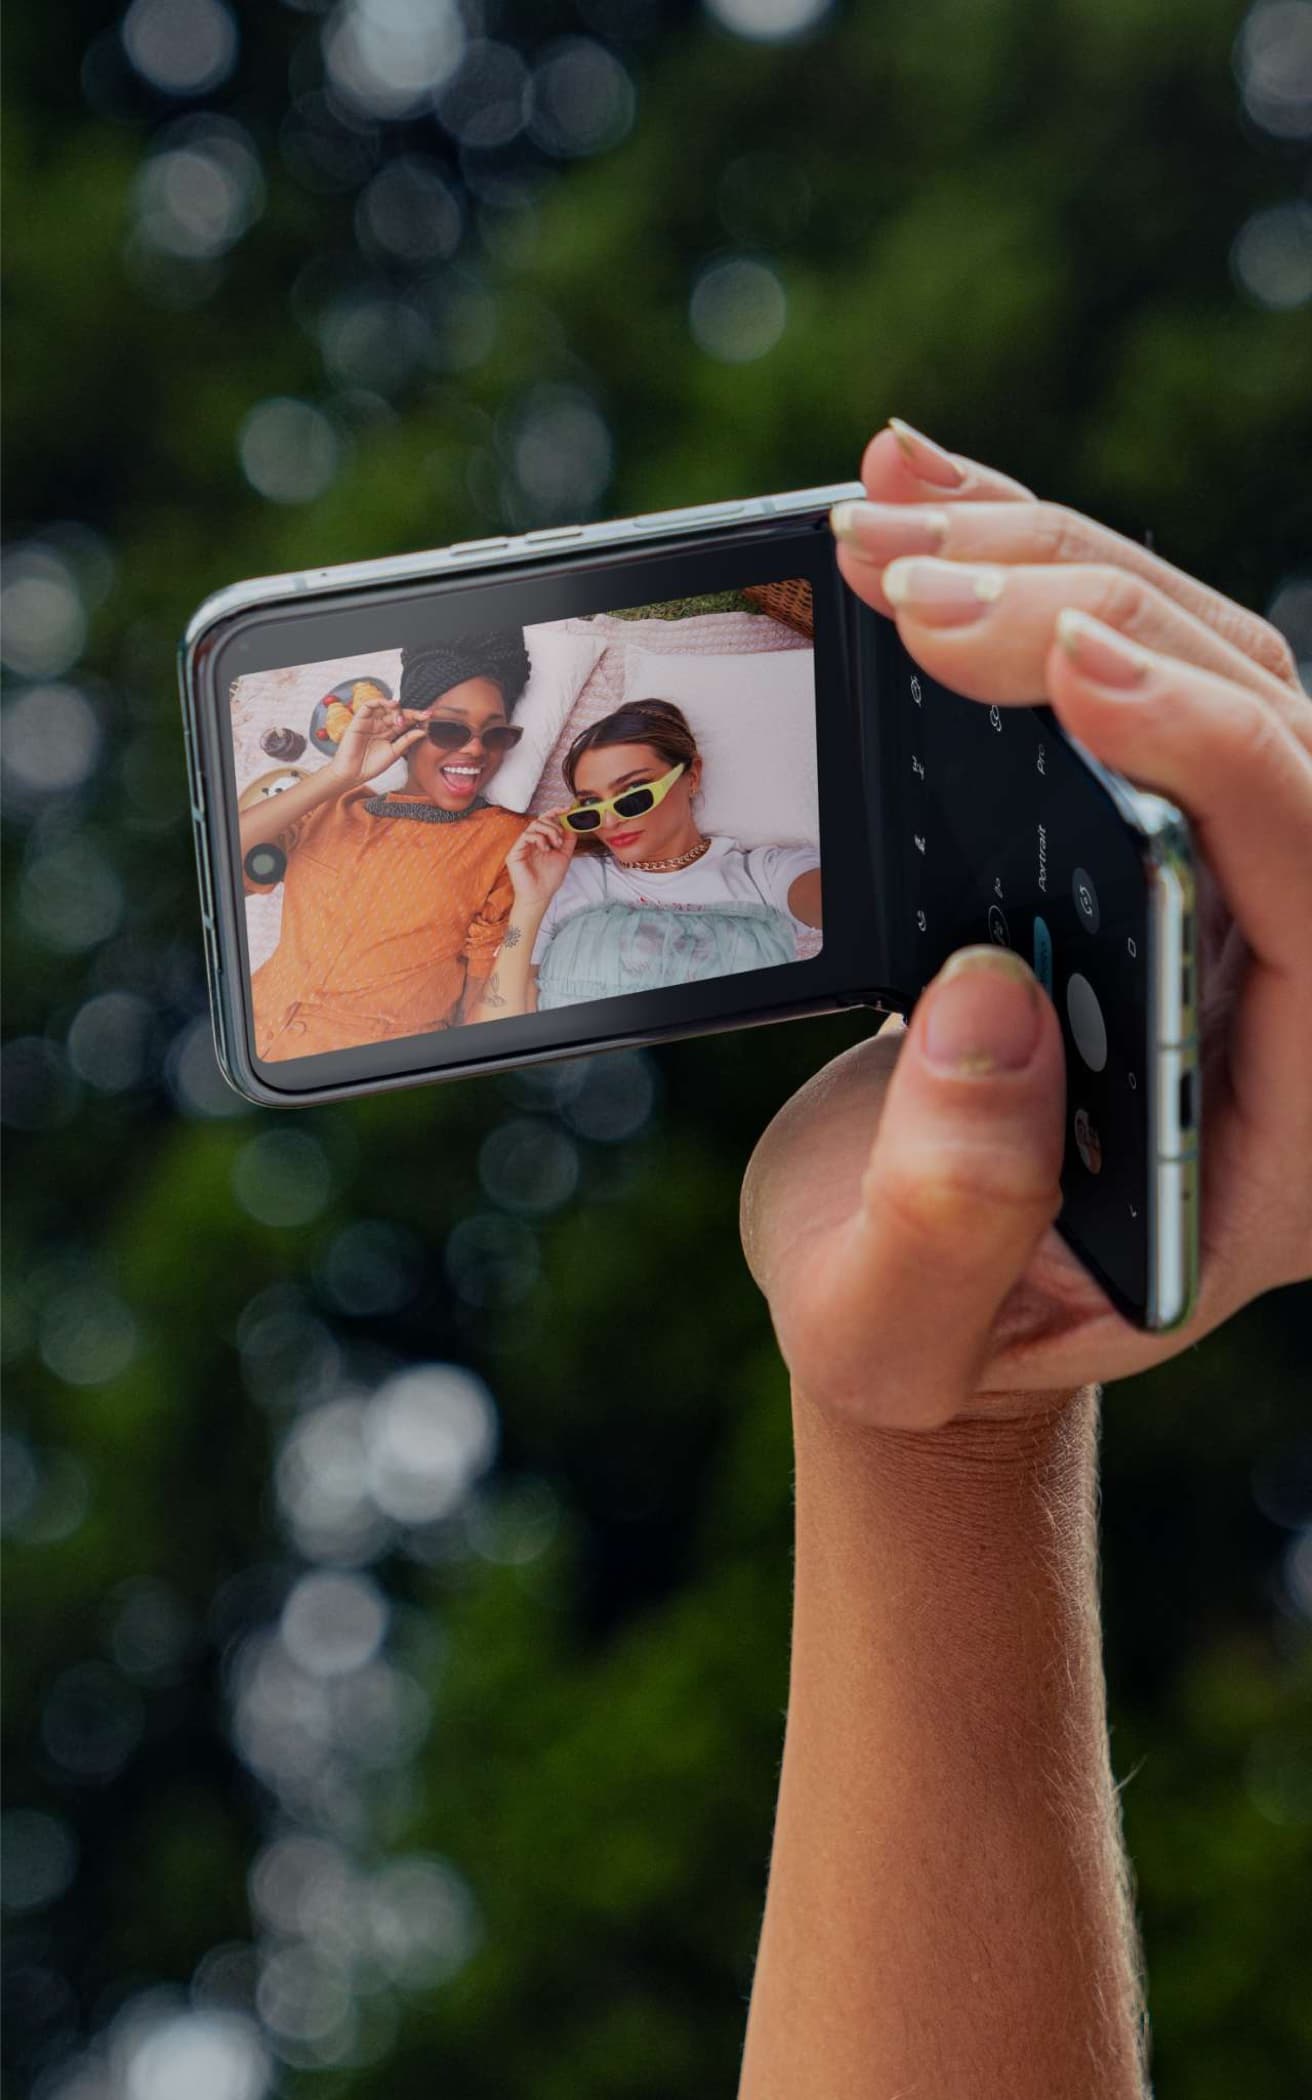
[1056, 608, 1150, 690]
[924, 947, 1040, 1075]
[889, 417, 967, 488]
[829, 500, 950, 563]
[883, 557, 1005, 626]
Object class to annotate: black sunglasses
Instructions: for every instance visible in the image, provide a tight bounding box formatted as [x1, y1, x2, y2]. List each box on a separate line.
[424, 719, 524, 754]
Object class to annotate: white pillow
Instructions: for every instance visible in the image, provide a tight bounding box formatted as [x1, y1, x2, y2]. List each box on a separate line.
[619, 642, 819, 850]
[486, 622, 606, 812]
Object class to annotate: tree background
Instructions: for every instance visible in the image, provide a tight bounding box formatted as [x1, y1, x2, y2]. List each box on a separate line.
[3, 2, 1311, 2095]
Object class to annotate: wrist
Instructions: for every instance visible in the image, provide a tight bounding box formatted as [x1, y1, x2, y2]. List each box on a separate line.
[794, 1382, 1090, 1513]
[790, 1383, 1099, 1657]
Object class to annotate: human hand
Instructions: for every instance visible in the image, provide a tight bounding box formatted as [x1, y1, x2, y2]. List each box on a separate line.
[504, 812, 580, 918]
[741, 423, 1311, 1422]
[327, 699, 425, 788]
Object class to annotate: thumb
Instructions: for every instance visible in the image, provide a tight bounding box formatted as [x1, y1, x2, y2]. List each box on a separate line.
[792, 947, 1065, 1428]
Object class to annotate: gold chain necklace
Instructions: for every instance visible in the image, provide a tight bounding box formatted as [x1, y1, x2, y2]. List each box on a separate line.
[626, 835, 713, 873]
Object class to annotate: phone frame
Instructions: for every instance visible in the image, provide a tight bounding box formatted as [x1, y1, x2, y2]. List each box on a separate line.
[179, 481, 1198, 1330]
[181, 482, 886, 1098]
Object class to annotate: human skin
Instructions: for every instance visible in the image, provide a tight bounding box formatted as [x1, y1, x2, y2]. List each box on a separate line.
[736, 421, 1311, 2098]
[470, 736, 822, 1021]
[236, 675, 513, 863]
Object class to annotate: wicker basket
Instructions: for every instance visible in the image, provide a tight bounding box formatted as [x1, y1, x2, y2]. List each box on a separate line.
[743, 578, 814, 639]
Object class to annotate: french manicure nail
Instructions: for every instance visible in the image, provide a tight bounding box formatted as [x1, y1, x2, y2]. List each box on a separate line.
[829, 501, 950, 562]
[883, 557, 1006, 625]
[1056, 608, 1150, 690]
[924, 947, 1040, 1075]
[888, 417, 967, 489]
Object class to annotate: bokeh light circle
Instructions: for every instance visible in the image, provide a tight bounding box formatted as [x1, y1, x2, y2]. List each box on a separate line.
[0, 1810, 79, 1913]
[478, 1117, 580, 1213]
[689, 256, 787, 362]
[280, 1569, 388, 1678]
[122, 2009, 270, 2100]
[363, 1363, 498, 1524]
[0, 548, 86, 679]
[231, 1131, 333, 1228]
[121, 0, 239, 98]
[1235, 1, 1312, 139]
[527, 38, 635, 157]
[704, 0, 834, 42]
[1231, 201, 1312, 310]
[238, 399, 340, 505]
[39, 1284, 138, 1387]
[322, 0, 465, 121]
[355, 156, 462, 264]
[135, 119, 265, 261]
[2, 684, 101, 797]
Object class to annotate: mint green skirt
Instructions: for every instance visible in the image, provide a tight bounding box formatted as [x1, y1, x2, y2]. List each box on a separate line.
[537, 901, 796, 1011]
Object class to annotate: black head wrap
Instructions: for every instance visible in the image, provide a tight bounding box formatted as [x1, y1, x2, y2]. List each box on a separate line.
[398, 631, 532, 715]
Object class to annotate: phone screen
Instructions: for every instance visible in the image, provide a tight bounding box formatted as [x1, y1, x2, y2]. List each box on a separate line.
[220, 577, 830, 1071]
[887, 642, 1152, 1316]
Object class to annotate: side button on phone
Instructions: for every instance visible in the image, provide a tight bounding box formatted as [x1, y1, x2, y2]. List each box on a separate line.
[1152, 1045, 1200, 1156]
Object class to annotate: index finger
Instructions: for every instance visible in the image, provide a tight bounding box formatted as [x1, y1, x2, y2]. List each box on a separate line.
[876, 554, 1306, 731]
[834, 496, 1302, 693]
[860, 420, 1035, 506]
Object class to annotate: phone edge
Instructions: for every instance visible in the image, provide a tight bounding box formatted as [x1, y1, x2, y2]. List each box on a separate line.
[1066, 750, 1201, 1332]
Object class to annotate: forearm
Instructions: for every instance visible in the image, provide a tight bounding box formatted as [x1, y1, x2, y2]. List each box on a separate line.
[468, 907, 541, 1022]
[740, 1387, 1146, 2100]
[238, 769, 338, 854]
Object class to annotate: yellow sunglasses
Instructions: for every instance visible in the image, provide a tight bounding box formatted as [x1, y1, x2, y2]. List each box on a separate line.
[558, 760, 687, 833]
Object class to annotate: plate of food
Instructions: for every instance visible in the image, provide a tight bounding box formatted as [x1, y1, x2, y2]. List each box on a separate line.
[308, 674, 394, 755]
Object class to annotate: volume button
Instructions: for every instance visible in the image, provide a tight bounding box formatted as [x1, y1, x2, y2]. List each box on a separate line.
[194, 822, 216, 925]
[182, 712, 205, 817]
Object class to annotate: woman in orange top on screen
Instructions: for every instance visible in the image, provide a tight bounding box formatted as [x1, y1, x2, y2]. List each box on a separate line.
[240, 633, 532, 1062]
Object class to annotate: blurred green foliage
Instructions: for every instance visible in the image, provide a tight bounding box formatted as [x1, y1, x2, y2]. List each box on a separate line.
[3, 2, 1310, 2097]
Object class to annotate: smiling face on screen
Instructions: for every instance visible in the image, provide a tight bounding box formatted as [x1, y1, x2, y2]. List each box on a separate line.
[404, 677, 513, 811]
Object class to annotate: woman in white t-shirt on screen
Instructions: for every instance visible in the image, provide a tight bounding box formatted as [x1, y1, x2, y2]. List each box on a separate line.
[468, 699, 822, 1021]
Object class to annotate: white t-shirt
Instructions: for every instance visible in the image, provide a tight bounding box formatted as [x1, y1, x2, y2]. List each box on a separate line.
[531, 836, 819, 965]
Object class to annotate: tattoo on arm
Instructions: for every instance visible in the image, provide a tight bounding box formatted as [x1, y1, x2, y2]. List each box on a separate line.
[481, 971, 506, 1009]
[502, 924, 523, 948]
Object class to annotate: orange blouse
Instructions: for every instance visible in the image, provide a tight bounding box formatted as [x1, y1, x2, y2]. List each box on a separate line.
[248, 789, 528, 1062]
